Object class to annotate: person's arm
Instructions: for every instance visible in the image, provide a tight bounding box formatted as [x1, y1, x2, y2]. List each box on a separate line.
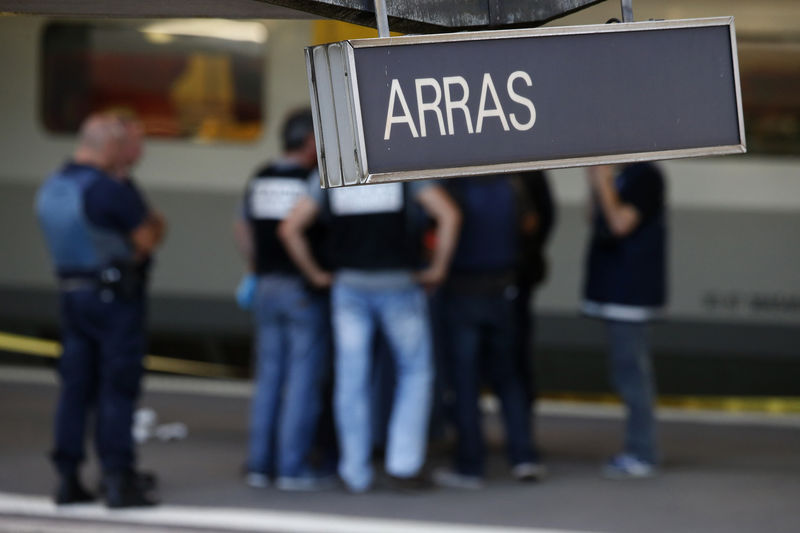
[130, 210, 166, 260]
[277, 196, 332, 288]
[414, 184, 461, 289]
[587, 165, 640, 237]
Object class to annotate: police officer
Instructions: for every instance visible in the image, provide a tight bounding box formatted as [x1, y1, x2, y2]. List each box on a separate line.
[35, 112, 166, 507]
[279, 171, 460, 493]
[235, 109, 332, 491]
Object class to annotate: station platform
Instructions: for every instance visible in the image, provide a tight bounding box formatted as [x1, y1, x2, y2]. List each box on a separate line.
[1, 366, 798, 533]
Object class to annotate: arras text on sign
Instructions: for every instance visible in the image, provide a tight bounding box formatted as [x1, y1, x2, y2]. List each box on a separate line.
[384, 71, 536, 140]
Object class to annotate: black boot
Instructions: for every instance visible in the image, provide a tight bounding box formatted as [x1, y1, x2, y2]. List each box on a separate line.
[98, 469, 158, 495]
[103, 470, 158, 509]
[55, 473, 95, 505]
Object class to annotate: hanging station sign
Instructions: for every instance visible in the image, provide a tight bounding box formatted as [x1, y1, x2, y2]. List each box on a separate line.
[306, 17, 745, 187]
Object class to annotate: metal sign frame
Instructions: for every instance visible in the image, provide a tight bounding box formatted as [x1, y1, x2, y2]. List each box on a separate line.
[306, 17, 745, 188]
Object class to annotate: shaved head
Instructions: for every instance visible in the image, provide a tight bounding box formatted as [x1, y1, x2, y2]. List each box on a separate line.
[73, 113, 126, 172]
[77, 113, 125, 153]
[73, 112, 145, 178]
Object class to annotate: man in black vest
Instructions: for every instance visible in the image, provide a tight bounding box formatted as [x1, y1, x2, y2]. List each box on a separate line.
[235, 109, 330, 491]
[279, 178, 460, 493]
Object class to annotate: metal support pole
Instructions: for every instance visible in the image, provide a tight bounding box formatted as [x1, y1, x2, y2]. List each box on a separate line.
[374, 0, 390, 37]
[620, 0, 634, 22]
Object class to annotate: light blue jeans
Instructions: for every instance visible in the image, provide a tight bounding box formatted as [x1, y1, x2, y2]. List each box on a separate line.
[247, 275, 327, 478]
[331, 279, 433, 492]
[606, 320, 658, 464]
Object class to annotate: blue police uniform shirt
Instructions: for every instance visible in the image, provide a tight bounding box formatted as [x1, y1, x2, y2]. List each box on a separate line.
[84, 170, 148, 236]
[36, 161, 148, 277]
[582, 162, 667, 322]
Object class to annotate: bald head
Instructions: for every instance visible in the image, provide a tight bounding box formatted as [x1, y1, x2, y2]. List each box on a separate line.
[73, 113, 127, 174]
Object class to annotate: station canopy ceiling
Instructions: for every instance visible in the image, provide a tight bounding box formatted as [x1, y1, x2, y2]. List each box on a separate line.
[0, 0, 605, 32]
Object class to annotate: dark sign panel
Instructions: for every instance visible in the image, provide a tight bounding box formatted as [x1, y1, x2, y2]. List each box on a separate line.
[306, 18, 744, 187]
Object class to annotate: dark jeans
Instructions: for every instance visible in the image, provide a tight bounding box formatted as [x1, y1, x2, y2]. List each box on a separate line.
[514, 283, 538, 405]
[443, 290, 537, 477]
[53, 289, 146, 476]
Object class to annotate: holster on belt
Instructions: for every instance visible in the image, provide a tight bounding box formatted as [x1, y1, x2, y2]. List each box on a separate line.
[100, 260, 145, 300]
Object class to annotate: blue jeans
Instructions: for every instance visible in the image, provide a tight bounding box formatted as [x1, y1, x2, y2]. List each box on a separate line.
[247, 275, 328, 478]
[606, 320, 658, 464]
[443, 291, 537, 477]
[54, 289, 145, 476]
[331, 280, 433, 492]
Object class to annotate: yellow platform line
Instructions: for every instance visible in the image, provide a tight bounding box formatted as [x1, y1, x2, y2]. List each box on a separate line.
[3, 330, 800, 414]
[0, 331, 238, 379]
[543, 391, 800, 415]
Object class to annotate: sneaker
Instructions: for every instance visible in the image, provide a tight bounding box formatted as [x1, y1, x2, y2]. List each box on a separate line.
[511, 462, 547, 482]
[276, 474, 337, 492]
[432, 468, 484, 490]
[244, 472, 270, 489]
[602, 454, 656, 480]
[385, 473, 434, 493]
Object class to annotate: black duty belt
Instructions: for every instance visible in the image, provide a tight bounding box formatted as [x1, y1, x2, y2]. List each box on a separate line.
[445, 270, 517, 296]
[58, 278, 100, 292]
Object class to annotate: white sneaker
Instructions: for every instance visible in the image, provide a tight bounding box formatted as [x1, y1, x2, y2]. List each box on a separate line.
[511, 462, 547, 482]
[245, 472, 270, 488]
[432, 468, 484, 490]
[602, 454, 657, 479]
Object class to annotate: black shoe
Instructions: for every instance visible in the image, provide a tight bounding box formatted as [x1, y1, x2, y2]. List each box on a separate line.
[98, 470, 158, 495]
[55, 474, 96, 505]
[103, 471, 159, 509]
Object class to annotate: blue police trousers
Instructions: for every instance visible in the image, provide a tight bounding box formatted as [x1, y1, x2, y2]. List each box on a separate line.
[52, 288, 146, 476]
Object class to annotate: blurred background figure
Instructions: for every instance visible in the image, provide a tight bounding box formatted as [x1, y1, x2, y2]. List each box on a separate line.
[514, 171, 556, 406]
[433, 174, 544, 490]
[234, 109, 332, 491]
[34, 112, 165, 508]
[583, 162, 667, 479]
[279, 176, 459, 493]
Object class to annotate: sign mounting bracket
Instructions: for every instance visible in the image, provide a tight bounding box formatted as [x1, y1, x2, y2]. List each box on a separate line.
[621, 0, 634, 22]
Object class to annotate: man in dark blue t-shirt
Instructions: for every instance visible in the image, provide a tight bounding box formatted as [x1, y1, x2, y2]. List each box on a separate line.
[433, 175, 544, 490]
[583, 162, 667, 479]
[36, 113, 165, 507]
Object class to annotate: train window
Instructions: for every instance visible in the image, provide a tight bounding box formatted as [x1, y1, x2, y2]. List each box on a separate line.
[41, 20, 266, 142]
[739, 40, 800, 155]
